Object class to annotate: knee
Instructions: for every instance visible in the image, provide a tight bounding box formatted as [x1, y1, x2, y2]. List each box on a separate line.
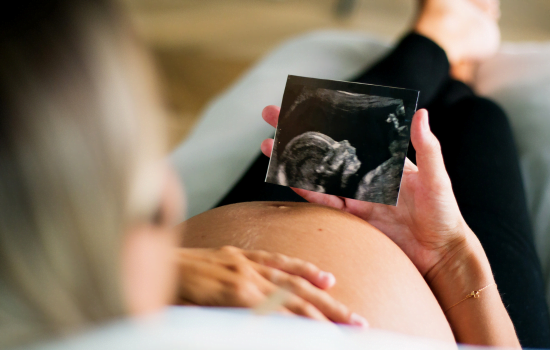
[459, 96, 512, 132]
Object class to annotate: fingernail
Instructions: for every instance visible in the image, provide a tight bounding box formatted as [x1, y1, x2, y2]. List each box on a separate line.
[421, 111, 430, 131]
[350, 313, 369, 328]
[318, 271, 336, 288]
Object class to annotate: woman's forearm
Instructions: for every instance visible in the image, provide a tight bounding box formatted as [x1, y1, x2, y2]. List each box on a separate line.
[426, 228, 520, 348]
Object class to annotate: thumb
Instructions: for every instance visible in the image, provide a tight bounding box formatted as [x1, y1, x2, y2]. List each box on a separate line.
[410, 109, 449, 185]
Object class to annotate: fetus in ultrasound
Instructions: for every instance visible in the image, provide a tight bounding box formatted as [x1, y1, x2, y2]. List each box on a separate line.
[355, 105, 409, 203]
[276, 131, 361, 193]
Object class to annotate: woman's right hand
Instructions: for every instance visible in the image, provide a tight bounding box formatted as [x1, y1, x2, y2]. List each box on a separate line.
[260, 103, 519, 347]
[175, 246, 368, 327]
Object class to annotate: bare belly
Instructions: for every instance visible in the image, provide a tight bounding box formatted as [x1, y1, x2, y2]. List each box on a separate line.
[181, 201, 454, 342]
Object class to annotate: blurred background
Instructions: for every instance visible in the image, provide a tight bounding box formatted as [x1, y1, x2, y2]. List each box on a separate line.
[120, 0, 550, 148]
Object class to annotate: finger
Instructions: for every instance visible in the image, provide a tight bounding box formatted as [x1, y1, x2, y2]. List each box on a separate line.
[177, 250, 270, 307]
[402, 157, 418, 176]
[292, 187, 346, 210]
[261, 138, 274, 157]
[175, 296, 198, 306]
[403, 157, 418, 172]
[278, 307, 294, 316]
[283, 293, 330, 322]
[242, 268, 325, 322]
[262, 105, 280, 128]
[259, 267, 368, 327]
[410, 109, 450, 187]
[243, 250, 335, 289]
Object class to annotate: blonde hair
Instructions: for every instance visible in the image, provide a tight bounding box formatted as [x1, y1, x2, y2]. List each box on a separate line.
[0, 1, 166, 347]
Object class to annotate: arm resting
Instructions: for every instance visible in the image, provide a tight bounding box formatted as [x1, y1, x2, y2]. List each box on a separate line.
[426, 229, 521, 348]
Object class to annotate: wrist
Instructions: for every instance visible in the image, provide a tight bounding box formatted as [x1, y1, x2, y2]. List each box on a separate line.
[425, 225, 495, 311]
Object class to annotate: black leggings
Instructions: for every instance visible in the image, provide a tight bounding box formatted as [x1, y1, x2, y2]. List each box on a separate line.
[217, 33, 550, 348]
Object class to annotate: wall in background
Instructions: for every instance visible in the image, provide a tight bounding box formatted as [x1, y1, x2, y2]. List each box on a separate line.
[122, 0, 550, 147]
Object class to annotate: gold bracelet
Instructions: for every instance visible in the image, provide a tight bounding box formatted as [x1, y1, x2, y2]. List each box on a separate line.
[444, 283, 497, 312]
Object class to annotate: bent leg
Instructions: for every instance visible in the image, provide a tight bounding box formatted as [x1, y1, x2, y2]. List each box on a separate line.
[183, 202, 455, 342]
[216, 155, 306, 207]
[354, 33, 449, 108]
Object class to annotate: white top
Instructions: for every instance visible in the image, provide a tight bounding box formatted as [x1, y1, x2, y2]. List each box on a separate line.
[27, 306, 466, 350]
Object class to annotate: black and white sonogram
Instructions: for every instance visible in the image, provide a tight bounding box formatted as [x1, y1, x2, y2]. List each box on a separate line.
[265, 75, 419, 206]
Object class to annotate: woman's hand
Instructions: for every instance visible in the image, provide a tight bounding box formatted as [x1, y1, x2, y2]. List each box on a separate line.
[261, 106, 471, 281]
[175, 246, 368, 326]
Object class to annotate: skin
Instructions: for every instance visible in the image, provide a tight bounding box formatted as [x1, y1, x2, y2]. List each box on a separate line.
[121, 166, 366, 326]
[121, 167, 183, 316]
[182, 202, 456, 342]
[415, 0, 501, 82]
[415, 0, 500, 65]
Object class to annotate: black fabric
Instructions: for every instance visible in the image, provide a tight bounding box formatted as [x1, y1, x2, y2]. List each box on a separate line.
[216, 33, 550, 348]
[218, 154, 307, 205]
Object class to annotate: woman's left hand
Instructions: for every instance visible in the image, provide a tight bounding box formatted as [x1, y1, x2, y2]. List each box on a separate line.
[261, 105, 473, 281]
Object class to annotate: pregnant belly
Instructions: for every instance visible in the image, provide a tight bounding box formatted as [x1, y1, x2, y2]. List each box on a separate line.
[181, 201, 455, 343]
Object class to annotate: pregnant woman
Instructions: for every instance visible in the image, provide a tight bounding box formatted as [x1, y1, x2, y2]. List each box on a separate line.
[184, 0, 550, 348]
[1, 0, 548, 349]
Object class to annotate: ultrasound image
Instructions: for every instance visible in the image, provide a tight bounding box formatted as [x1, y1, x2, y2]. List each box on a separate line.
[276, 131, 361, 193]
[265, 76, 419, 206]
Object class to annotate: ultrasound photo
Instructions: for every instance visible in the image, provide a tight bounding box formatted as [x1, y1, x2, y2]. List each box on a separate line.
[265, 75, 419, 206]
